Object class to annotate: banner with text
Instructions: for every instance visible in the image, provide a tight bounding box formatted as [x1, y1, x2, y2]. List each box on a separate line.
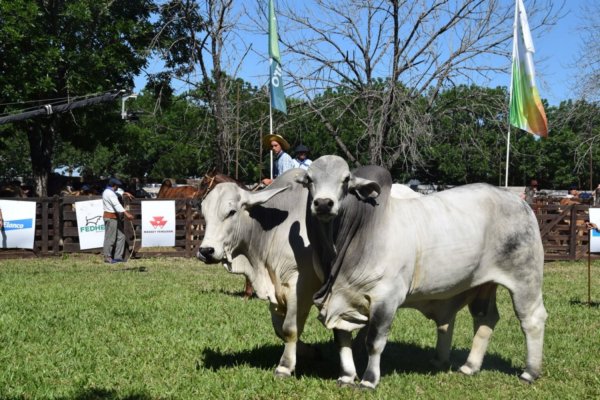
[589, 208, 600, 253]
[75, 200, 105, 250]
[141, 201, 175, 247]
[0, 200, 36, 249]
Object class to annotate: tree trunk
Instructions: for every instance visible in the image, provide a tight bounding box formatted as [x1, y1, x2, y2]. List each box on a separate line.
[26, 121, 55, 197]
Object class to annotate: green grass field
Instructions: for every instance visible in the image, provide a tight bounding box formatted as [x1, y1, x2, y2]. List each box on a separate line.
[0, 255, 599, 399]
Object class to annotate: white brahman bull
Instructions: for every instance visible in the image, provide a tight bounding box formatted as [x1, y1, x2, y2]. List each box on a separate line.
[197, 169, 323, 377]
[296, 155, 547, 389]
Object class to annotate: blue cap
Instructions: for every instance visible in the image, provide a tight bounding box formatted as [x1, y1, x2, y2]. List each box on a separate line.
[108, 178, 122, 186]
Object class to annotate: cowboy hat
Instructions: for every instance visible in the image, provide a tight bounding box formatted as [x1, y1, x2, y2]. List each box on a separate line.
[108, 177, 123, 186]
[294, 144, 309, 153]
[262, 134, 290, 151]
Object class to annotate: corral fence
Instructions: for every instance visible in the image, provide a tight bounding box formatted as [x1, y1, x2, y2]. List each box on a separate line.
[0, 196, 204, 260]
[0, 196, 597, 261]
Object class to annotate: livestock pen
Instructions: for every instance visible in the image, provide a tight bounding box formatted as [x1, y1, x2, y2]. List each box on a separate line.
[0, 196, 595, 261]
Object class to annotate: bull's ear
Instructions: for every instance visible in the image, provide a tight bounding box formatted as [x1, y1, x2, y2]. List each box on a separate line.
[240, 185, 290, 209]
[294, 170, 309, 186]
[349, 175, 380, 200]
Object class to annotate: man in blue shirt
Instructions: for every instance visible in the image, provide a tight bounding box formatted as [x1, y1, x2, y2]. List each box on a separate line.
[262, 134, 295, 185]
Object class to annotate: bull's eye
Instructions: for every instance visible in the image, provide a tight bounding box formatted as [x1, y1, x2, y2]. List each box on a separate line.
[227, 209, 236, 218]
[343, 175, 350, 184]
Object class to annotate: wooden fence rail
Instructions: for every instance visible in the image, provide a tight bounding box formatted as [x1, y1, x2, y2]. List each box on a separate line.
[0, 196, 204, 260]
[0, 197, 597, 261]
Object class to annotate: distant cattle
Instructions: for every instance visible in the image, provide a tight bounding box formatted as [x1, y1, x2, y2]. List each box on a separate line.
[296, 155, 547, 389]
[0, 184, 28, 198]
[157, 179, 200, 199]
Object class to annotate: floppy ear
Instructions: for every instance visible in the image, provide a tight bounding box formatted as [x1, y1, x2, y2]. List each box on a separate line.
[349, 175, 380, 200]
[294, 170, 309, 186]
[240, 185, 290, 209]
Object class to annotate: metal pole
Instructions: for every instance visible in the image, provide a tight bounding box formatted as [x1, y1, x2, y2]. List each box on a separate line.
[269, 75, 274, 180]
[589, 231, 592, 306]
[505, 125, 512, 187]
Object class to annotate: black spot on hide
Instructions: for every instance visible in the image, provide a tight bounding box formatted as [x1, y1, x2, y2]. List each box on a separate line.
[500, 232, 523, 257]
[249, 206, 289, 231]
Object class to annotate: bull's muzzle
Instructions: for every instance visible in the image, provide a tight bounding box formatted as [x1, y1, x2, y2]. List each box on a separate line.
[197, 247, 215, 263]
[313, 198, 335, 215]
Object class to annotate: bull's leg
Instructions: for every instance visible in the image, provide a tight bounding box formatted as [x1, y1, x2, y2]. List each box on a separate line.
[509, 288, 547, 383]
[360, 301, 397, 389]
[243, 277, 253, 299]
[334, 329, 357, 386]
[430, 315, 456, 370]
[269, 302, 297, 378]
[459, 284, 499, 376]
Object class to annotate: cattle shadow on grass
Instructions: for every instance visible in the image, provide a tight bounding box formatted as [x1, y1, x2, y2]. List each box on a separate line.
[50, 387, 156, 400]
[199, 339, 517, 380]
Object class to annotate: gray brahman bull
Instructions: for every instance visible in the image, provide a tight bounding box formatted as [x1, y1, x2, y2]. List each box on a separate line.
[196, 168, 511, 383]
[296, 155, 547, 389]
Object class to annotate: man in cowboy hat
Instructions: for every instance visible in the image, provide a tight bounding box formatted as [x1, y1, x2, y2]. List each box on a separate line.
[102, 177, 134, 263]
[262, 133, 295, 185]
[292, 144, 312, 170]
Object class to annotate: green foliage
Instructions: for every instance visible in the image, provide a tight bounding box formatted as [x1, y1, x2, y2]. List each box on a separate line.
[0, 0, 154, 192]
[0, 256, 598, 398]
[1, 0, 599, 190]
[0, 128, 31, 180]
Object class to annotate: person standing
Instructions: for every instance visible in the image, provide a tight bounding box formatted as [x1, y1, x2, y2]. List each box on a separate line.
[261, 134, 295, 185]
[292, 144, 312, 170]
[102, 178, 134, 264]
[524, 179, 538, 205]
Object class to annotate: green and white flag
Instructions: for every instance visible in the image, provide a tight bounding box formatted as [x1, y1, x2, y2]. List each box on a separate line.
[269, 0, 287, 114]
[509, 0, 547, 137]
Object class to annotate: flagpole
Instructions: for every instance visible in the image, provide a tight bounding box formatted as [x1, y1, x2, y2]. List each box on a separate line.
[505, 125, 511, 187]
[505, 0, 517, 188]
[269, 71, 274, 180]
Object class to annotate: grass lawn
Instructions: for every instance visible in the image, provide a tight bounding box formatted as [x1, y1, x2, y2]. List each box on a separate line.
[0, 255, 599, 399]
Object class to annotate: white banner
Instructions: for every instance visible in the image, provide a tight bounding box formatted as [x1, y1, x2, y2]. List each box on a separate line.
[0, 200, 36, 249]
[74, 199, 104, 250]
[589, 208, 600, 253]
[141, 201, 175, 247]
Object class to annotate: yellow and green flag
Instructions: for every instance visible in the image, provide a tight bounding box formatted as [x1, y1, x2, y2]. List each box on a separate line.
[509, 0, 547, 137]
[269, 0, 287, 114]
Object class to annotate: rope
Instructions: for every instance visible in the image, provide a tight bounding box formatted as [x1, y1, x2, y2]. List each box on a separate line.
[125, 217, 137, 263]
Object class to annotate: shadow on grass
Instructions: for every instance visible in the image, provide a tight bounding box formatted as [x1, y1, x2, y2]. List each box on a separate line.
[569, 298, 600, 308]
[197, 288, 256, 299]
[7, 387, 162, 400]
[200, 338, 518, 380]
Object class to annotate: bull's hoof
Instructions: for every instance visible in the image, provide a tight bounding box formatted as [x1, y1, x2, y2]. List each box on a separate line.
[274, 367, 293, 378]
[519, 371, 537, 384]
[358, 380, 377, 390]
[336, 376, 356, 388]
[458, 364, 477, 376]
[336, 380, 355, 388]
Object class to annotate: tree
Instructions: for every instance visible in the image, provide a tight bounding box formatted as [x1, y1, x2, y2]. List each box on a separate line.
[153, 0, 242, 174]
[573, 0, 600, 103]
[0, 0, 153, 195]
[427, 85, 507, 185]
[277, 0, 562, 171]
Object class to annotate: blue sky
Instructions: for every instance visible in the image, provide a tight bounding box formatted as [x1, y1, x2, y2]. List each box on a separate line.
[515, 1, 581, 106]
[136, 1, 584, 107]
